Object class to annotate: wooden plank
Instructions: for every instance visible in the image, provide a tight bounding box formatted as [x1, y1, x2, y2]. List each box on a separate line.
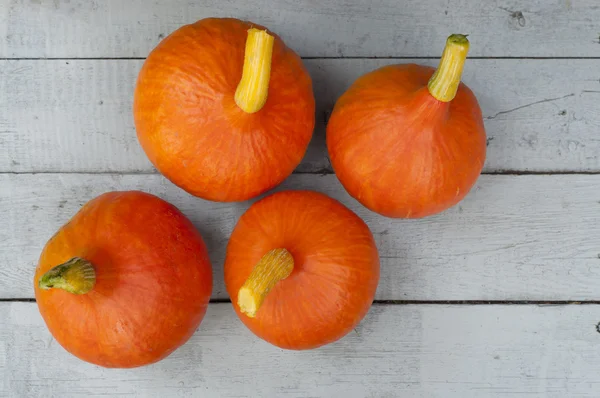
[1, 59, 599, 174]
[1, 0, 599, 58]
[2, 302, 600, 397]
[2, 173, 599, 300]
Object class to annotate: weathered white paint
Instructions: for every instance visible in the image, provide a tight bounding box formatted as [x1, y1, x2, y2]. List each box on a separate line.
[0, 59, 598, 174]
[0, 0, 598, 58]
[3, 173, 599, 300]
[2, 1, 598, 396]
[2, 302, 600, 397]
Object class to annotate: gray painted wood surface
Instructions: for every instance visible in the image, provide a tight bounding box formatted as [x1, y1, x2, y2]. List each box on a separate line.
[1, 0, 599, 396]
[2, 302, 600, 397]
[1, 59, 598, 173]
[3, 173, 600, 301]
[1, 0, 599, 58]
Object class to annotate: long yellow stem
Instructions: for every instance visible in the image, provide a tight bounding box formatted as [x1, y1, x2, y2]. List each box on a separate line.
[238, 248, 294, 318]
[234, 28, 275, 114]
[38, 257, 96, 295]
[427, 34, 470, 102]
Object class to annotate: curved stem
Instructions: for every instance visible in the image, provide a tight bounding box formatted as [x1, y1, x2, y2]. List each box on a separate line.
[38, 257, 96, 295]
[427, 34, 470, 102]
[234, 28, 275, 114]
[238, 248, 294, 318]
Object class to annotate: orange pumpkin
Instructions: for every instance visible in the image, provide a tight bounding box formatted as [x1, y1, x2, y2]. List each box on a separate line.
[327, 34, 486, 218]
[34, 191, 213, 368]
[134, 18, 315, 202]
[224, 190, 380, 349]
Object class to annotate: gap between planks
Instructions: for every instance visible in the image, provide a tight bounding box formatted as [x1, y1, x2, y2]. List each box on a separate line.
[2, 57, 600, 61]
[3, 298, 600, 305]
[3, 171, 600, 176]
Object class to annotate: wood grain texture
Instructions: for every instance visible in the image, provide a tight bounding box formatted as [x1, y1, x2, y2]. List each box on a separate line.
[2, 302, 600, 397]
[3, 1, 599, 396]
[3, 173, 599, 300]
[1, 0, 599, 58]
[1, 59, 599, 174]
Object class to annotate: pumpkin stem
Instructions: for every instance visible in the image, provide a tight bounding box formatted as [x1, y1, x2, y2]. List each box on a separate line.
[38, 257, 96, 295]
[427, 34, 470, 102]
[234, 28, 275, 114]
[237, 248, 294, 318]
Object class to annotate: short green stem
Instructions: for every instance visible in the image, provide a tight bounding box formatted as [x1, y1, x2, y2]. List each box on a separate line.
[38, 257, 96, 295]
[427, 34, 470, 102]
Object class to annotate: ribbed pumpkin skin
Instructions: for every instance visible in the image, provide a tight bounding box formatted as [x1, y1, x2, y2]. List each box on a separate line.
[327, 64, 486, 218]
[134, 18, 315, 202]
[34, 191, 213, 368]
[225, 191, 380, 350]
